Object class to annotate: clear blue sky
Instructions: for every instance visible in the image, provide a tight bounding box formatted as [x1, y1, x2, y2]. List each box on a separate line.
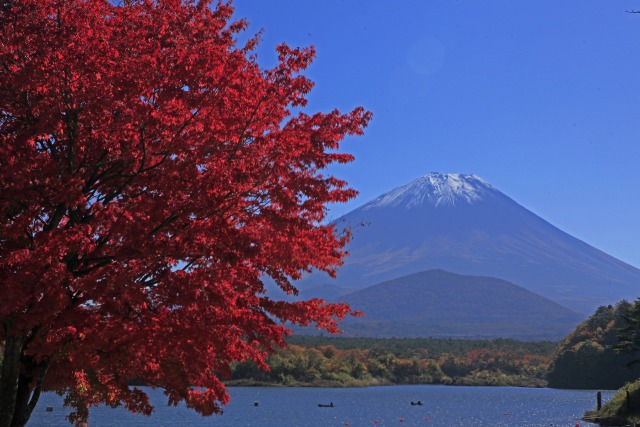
[232, 0, 640, 268]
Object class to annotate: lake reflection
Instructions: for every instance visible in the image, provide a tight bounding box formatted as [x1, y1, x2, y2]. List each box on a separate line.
[31, 385, 612, 426]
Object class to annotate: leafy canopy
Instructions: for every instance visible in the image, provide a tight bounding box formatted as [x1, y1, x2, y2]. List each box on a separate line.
[0, 0, 370, 425]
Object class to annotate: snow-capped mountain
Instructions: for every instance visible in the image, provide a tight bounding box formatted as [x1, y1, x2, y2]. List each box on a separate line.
[301, 172, 640, 314]
[363, 173, 491, 209]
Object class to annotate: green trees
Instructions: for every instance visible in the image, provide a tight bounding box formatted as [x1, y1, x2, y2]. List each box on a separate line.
[616, 298, 640, 361]
[581, 299, 640, 426]
[547, 302, 640, 389]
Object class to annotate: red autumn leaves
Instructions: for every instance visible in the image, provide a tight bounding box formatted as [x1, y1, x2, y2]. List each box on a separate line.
[0, 1, 370, 425]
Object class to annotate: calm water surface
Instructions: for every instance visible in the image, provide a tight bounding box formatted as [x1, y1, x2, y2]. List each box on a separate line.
[30, 385, 612, 426]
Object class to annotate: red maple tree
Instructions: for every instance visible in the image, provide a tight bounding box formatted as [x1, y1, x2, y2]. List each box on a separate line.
[0, 1, 370, 425]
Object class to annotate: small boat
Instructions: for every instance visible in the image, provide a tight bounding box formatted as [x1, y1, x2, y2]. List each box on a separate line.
[410, 401, 424, 406]
[318, 402, 334, 408]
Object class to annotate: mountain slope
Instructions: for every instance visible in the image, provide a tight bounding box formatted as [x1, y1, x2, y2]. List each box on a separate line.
[324, 270, 585, 340]
[303, 173, 640, 313]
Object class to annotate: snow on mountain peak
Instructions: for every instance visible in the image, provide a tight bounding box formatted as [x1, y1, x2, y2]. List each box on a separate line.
[363, 173, 493, 209]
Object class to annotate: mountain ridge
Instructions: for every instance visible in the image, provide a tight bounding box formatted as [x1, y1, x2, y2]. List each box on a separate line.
[303, 269, 585, 340]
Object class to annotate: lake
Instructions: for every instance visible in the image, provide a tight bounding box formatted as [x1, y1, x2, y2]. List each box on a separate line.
[30, 385, 612, 426]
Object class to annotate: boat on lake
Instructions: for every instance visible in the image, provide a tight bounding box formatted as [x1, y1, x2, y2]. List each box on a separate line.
[317, 402, 334, 408]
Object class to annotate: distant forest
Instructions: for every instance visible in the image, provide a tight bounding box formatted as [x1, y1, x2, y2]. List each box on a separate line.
[228, 303, 640, 390]
[228, 336, 555, 388]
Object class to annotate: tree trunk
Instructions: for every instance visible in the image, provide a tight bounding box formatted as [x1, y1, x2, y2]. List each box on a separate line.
[0, 334, 25, 427]
[10, 359, 50, 427]
[11, 376, 32, 427]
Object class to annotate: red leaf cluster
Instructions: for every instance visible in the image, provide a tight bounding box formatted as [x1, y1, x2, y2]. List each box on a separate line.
[0, 0, 370, 424]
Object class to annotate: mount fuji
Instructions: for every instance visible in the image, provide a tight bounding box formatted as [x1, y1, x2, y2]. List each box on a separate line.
[301, 173, 640, 314]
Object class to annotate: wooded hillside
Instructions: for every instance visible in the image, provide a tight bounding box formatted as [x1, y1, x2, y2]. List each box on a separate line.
[547, 302, 640, 389]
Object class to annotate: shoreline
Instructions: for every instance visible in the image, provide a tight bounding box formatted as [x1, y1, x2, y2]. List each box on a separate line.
[224, 379, 549, 389]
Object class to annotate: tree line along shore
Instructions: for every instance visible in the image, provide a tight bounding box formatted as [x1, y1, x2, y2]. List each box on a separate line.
[227, 336, 553, 388]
